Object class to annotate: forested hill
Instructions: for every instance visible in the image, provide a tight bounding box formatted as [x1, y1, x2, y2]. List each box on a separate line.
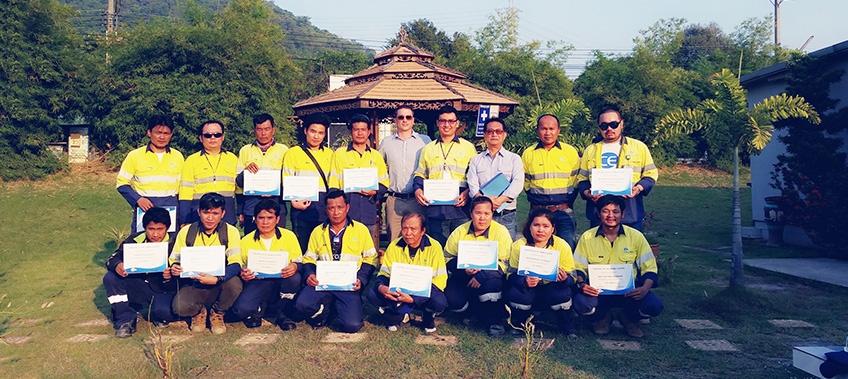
[58, 0, 371, 56]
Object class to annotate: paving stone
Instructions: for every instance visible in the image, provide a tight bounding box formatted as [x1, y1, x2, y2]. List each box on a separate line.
[66, 334, 110, 343]
[686, 339, 739, 351]
[769, 319, 815, 328]
[1, 336, 32, 344]
[597, 339, 642, 351]
[145, 335, 193, 345]
[0, 357, 8, 363]
[235, 333, 278, 345]
[322, 332, 367, 343]
[14, 318, 44, 326]
[513, 338, 555, 350]
[415, 335, 457, 346]
[675, 319, 723, 329]
[74, 318, 111, 327]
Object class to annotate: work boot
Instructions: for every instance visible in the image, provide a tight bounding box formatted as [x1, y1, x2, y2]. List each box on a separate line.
[275, 315, 297, 331]
[422, 312, 437, 333]
[115, 319, 136, 338]
[593, 313, 611, 335]
[243, 315, 262, 329]
[190, 307, 207, 333]
[209, 310, 226, 335]
[619, 313, 644, 338]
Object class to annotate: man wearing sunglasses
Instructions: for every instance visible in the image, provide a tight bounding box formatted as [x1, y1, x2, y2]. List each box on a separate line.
[179, 121, 239, 227]
[379, 106, 431, 243]
[467, 117, 524, 240]
[576, 107, 658, 231]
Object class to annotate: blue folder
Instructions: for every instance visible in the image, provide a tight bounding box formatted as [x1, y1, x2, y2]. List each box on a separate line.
[480, 173, 511, 213]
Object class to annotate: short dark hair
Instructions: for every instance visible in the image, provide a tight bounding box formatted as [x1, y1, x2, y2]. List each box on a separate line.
[395, 106, 414, 116]
[199, 192, 226, 211]
[254, 198, 281, 217]
[595, 195, 626, 214]
[437, 105, 458, 117]
[142, 207, 172, 229]
[484, 117, 506, 132]
[198, 120, 224, 136]
[253, 113, 275, 128]
[522, 208, 555, 243]
[401, 212, 426, 230]
[325, 189, 348, 206]
[348, 114, 370, 130]
[536, 114, 560, 128]
[299, 113, 330, 147]
[598, 106, 622, 122]
[148, 115, 174, 132]
[470, 196, 493, 213]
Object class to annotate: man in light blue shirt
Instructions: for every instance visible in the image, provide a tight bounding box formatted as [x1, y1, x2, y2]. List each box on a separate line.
[467, 117, 524, 239]
[379, 106, 432, 242]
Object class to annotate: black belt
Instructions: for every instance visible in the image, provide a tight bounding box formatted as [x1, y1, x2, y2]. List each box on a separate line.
[531, 203, 570, 211]
[498, 209, 516, 215]
[388, 192, 414, 200]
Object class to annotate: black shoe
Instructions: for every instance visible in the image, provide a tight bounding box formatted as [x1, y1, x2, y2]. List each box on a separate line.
[152, 320, 170, 328]
[115, 320, 136, 338]
[276, 316, 297, 331]
[243, 316, 262, 329]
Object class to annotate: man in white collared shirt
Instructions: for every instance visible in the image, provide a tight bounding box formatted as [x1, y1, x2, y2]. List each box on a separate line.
[467, 117, 524, 239]
[378, 106, 431, 242]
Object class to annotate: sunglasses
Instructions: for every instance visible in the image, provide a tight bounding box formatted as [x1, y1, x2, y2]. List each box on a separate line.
[485, 129, 505, 135]
[396, 115, 414, 120]
[202, 132, 224, 138]
[599, 121, 621, 130]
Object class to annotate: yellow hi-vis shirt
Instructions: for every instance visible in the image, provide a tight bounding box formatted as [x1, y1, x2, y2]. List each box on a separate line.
[572, 225, 658, 286]
[169, 222, 243, 266]
[179, 150, 239, 200]
[303, 219, 379, 268]
[236, 142, 288, 186]
[507, 236, 575, 285]
[521, 141, 580, 205]
[576, 137, 658, 190]
[239, 228, 304, 267]
[444, 220, 513, 272]
[414, 136, 477, 186]
[379, 235, 448, 290]
[282, 146, 333, 193]
[116, 145, 184, 197]
[327, 145, 389, 190]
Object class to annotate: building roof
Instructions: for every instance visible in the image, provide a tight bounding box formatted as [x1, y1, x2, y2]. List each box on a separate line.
[741, 40, 848, 88]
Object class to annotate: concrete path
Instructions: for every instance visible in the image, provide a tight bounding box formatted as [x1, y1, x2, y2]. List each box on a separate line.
[743, 258, 848, 288]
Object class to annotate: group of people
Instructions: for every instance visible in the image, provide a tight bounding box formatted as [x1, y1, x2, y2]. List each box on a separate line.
[103, 105, 663, 340]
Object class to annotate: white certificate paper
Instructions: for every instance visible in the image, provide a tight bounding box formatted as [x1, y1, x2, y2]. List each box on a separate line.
[388, 263, 433, 297]
[282, 176, 320, 201]
[591, 168, 633, 196]
[588, 264, 635, 295]
[247, 249, 289, 278]
[423, 179, 460, 205]
[135, 206, 177, 233]
[517, 245, 560, 281]
[179, 246, 226, 277]
[457, 240, 499, 270]
[343, 167, 378, 192]
[123, 242, 168, 274]
[244, 169, 282, 195]
[316, 261, 358, 291]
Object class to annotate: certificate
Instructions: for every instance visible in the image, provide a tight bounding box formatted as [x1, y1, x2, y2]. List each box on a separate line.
[244, 169, 281, 195]
[123, 242, 168, 274]
[316, 261, 358, 291]
[179, 246, 226, 278]
[247, 249, 289, 278]
[342, 167, 378, 192]
[588, 264, 635, 295]
[517, 245, 560, 281]
[456, 240, 499, 270]
[388, 263, 433, 297]
[136, 206, 177, 233]
[590, 168, 633, 196]
[282, 176, 320, 201]
[423, 179, 460, 205]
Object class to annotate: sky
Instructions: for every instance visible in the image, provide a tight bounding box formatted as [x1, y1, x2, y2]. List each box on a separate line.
[275, 0, 848, 78]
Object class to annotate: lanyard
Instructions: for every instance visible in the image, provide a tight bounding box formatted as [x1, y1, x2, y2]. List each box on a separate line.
[204, 152, 222, 185]
[439, 139, 455, 178]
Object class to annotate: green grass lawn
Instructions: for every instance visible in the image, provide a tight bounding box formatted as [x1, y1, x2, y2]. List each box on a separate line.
[0, 166, 845, 378]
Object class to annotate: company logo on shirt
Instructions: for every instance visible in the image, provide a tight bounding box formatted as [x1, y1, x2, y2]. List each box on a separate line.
[601, 153, 618, 168]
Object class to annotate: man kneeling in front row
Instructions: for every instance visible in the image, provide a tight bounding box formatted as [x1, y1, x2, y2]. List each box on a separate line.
[572, 195, 663, 338]
[103, 207, 180, 337]
[367, 212, 448, 333]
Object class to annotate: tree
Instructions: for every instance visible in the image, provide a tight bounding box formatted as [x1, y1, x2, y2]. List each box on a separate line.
[295, 50, 372, 99]
[656, 68, 820, 287]
[0, 0, 101, 179]
[93, 0, 300, 160]
[521, 99, 592, 152]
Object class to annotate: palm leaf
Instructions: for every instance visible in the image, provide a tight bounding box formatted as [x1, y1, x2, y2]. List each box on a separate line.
[753, 93, 821, 125]
[655, 108, 710, 145]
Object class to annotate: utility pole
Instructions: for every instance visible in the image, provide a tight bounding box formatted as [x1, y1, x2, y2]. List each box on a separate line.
[106, 0, 118, 34]
[771, 0, 783, 46]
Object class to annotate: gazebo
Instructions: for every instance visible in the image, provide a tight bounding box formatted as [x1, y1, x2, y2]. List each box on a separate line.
[292, 30, 520, 143]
